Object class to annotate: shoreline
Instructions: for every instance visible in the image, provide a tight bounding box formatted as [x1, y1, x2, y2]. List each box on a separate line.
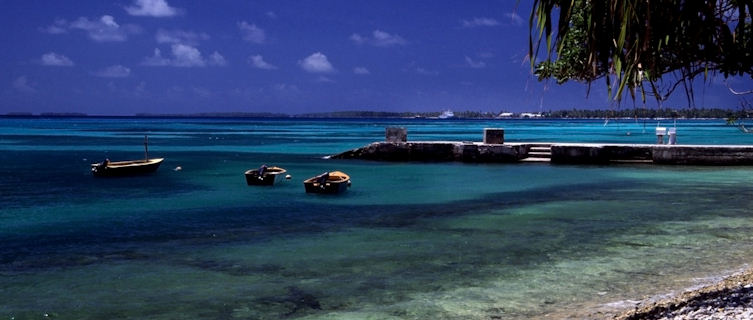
[609, 266, 753, 319]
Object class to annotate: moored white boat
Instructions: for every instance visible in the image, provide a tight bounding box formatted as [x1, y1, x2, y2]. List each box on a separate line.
[245, 165, 288, 186]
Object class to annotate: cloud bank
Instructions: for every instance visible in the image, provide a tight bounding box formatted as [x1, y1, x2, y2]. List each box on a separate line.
[142, 44, 226, 67]
[43, 15, 140, 42]
[156, 29, 210, 46]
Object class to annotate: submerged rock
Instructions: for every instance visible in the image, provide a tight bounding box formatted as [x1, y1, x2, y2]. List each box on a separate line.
[254, 286, 322, 318]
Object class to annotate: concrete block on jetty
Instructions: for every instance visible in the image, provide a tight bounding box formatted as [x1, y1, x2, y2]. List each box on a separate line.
[483, 128, 505, 144]
[385, 127, 407, 142]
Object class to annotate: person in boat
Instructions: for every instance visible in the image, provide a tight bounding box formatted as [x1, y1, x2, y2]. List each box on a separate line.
[316, 172, 329, 185]
[257, 164, 268, 180]
[99, 158, 110, 169]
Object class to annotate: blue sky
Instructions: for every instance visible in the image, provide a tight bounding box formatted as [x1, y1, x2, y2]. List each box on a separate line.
[1, 0, 750, 116]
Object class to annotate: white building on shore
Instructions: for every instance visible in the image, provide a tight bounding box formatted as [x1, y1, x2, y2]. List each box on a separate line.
[520, 112, 543, 118]
[438, 110, 455, 119]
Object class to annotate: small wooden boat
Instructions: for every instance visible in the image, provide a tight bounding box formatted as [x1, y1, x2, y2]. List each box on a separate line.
[245, 165, 288, 186]
[303, 171, 351, 194]
[91, 135, 163, 177]
[91, 158, 164, 177]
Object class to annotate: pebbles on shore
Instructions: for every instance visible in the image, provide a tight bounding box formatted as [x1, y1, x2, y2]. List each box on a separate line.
[615, 268, 753, 319]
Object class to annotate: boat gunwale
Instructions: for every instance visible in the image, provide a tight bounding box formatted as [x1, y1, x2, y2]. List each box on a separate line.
[244, 166, 287, 176]
[303, 171, 350, 185]
[91, 158, 164, 169]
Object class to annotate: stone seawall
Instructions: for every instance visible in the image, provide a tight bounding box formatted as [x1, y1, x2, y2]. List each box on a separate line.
[653, 145, 753, 165]
[330, 141, 525, 162]
[550, 144, 652, 164]
[331, 141, 753, 165]
[551, 144, 753, 165]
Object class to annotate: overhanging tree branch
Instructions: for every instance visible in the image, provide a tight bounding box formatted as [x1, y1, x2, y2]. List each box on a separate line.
[529, 0, 753, 105]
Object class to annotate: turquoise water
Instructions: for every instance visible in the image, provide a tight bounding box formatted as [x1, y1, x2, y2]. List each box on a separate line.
[2, 117, 753, 319]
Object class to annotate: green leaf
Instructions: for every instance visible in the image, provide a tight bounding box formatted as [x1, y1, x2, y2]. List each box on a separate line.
[618, 14, 628, 49]
[614, 55, 622, 77]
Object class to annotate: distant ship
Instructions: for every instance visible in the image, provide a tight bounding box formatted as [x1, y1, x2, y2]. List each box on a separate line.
[438, 110, 455, 119]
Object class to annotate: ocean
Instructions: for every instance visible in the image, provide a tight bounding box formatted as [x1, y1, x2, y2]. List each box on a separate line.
[2, 117, 753, 319]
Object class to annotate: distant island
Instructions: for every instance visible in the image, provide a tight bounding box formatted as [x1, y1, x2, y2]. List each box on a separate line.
[2, 108, 750, 120]
[4, 112, 89, 117]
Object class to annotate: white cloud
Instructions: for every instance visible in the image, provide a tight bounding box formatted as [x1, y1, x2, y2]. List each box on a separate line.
[415, 67, 438, 76]
[125, 0, 180, 17]
[266, 11, 277, 19]
[55, 15, 140, 42]
[238, 21, 266, 44]
[465, 56, 486, 69]
[249, 55, 277, 70]
[462, 17, 500, 28]
[299, 52, 335, 73]
[142, 44, 226, 67]
[94, 65, 131, 78]
[504, 13, 524, 26]
[40, 19, 68, 34]
[41, 52, 74, 66]
[142, 48, 171, 66]
[12, 76, 36, 93]
[349, 33, 365, 44]
[372, 30, 407, 46]
[156, 29, 209, 45]
[316, 76, 335, 83]
[350, 30, 407, 47]
[208, 52, 227, 66]
[171, 44, 206, 67]
[353, 67, 370, 75]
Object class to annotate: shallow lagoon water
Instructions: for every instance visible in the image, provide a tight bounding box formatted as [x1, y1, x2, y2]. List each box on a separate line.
[2, 117, 753, 319]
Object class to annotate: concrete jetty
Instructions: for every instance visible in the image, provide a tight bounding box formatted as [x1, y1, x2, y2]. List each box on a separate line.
[329, 127, 753, 165]
[331, 141, 753, 165]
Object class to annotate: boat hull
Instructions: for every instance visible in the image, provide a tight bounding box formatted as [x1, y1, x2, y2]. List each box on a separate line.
[245, 167, 287, 186]
[303, 171, 351, 194]
[91, 158, 164, 177]
[304, 181, 349, 194]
